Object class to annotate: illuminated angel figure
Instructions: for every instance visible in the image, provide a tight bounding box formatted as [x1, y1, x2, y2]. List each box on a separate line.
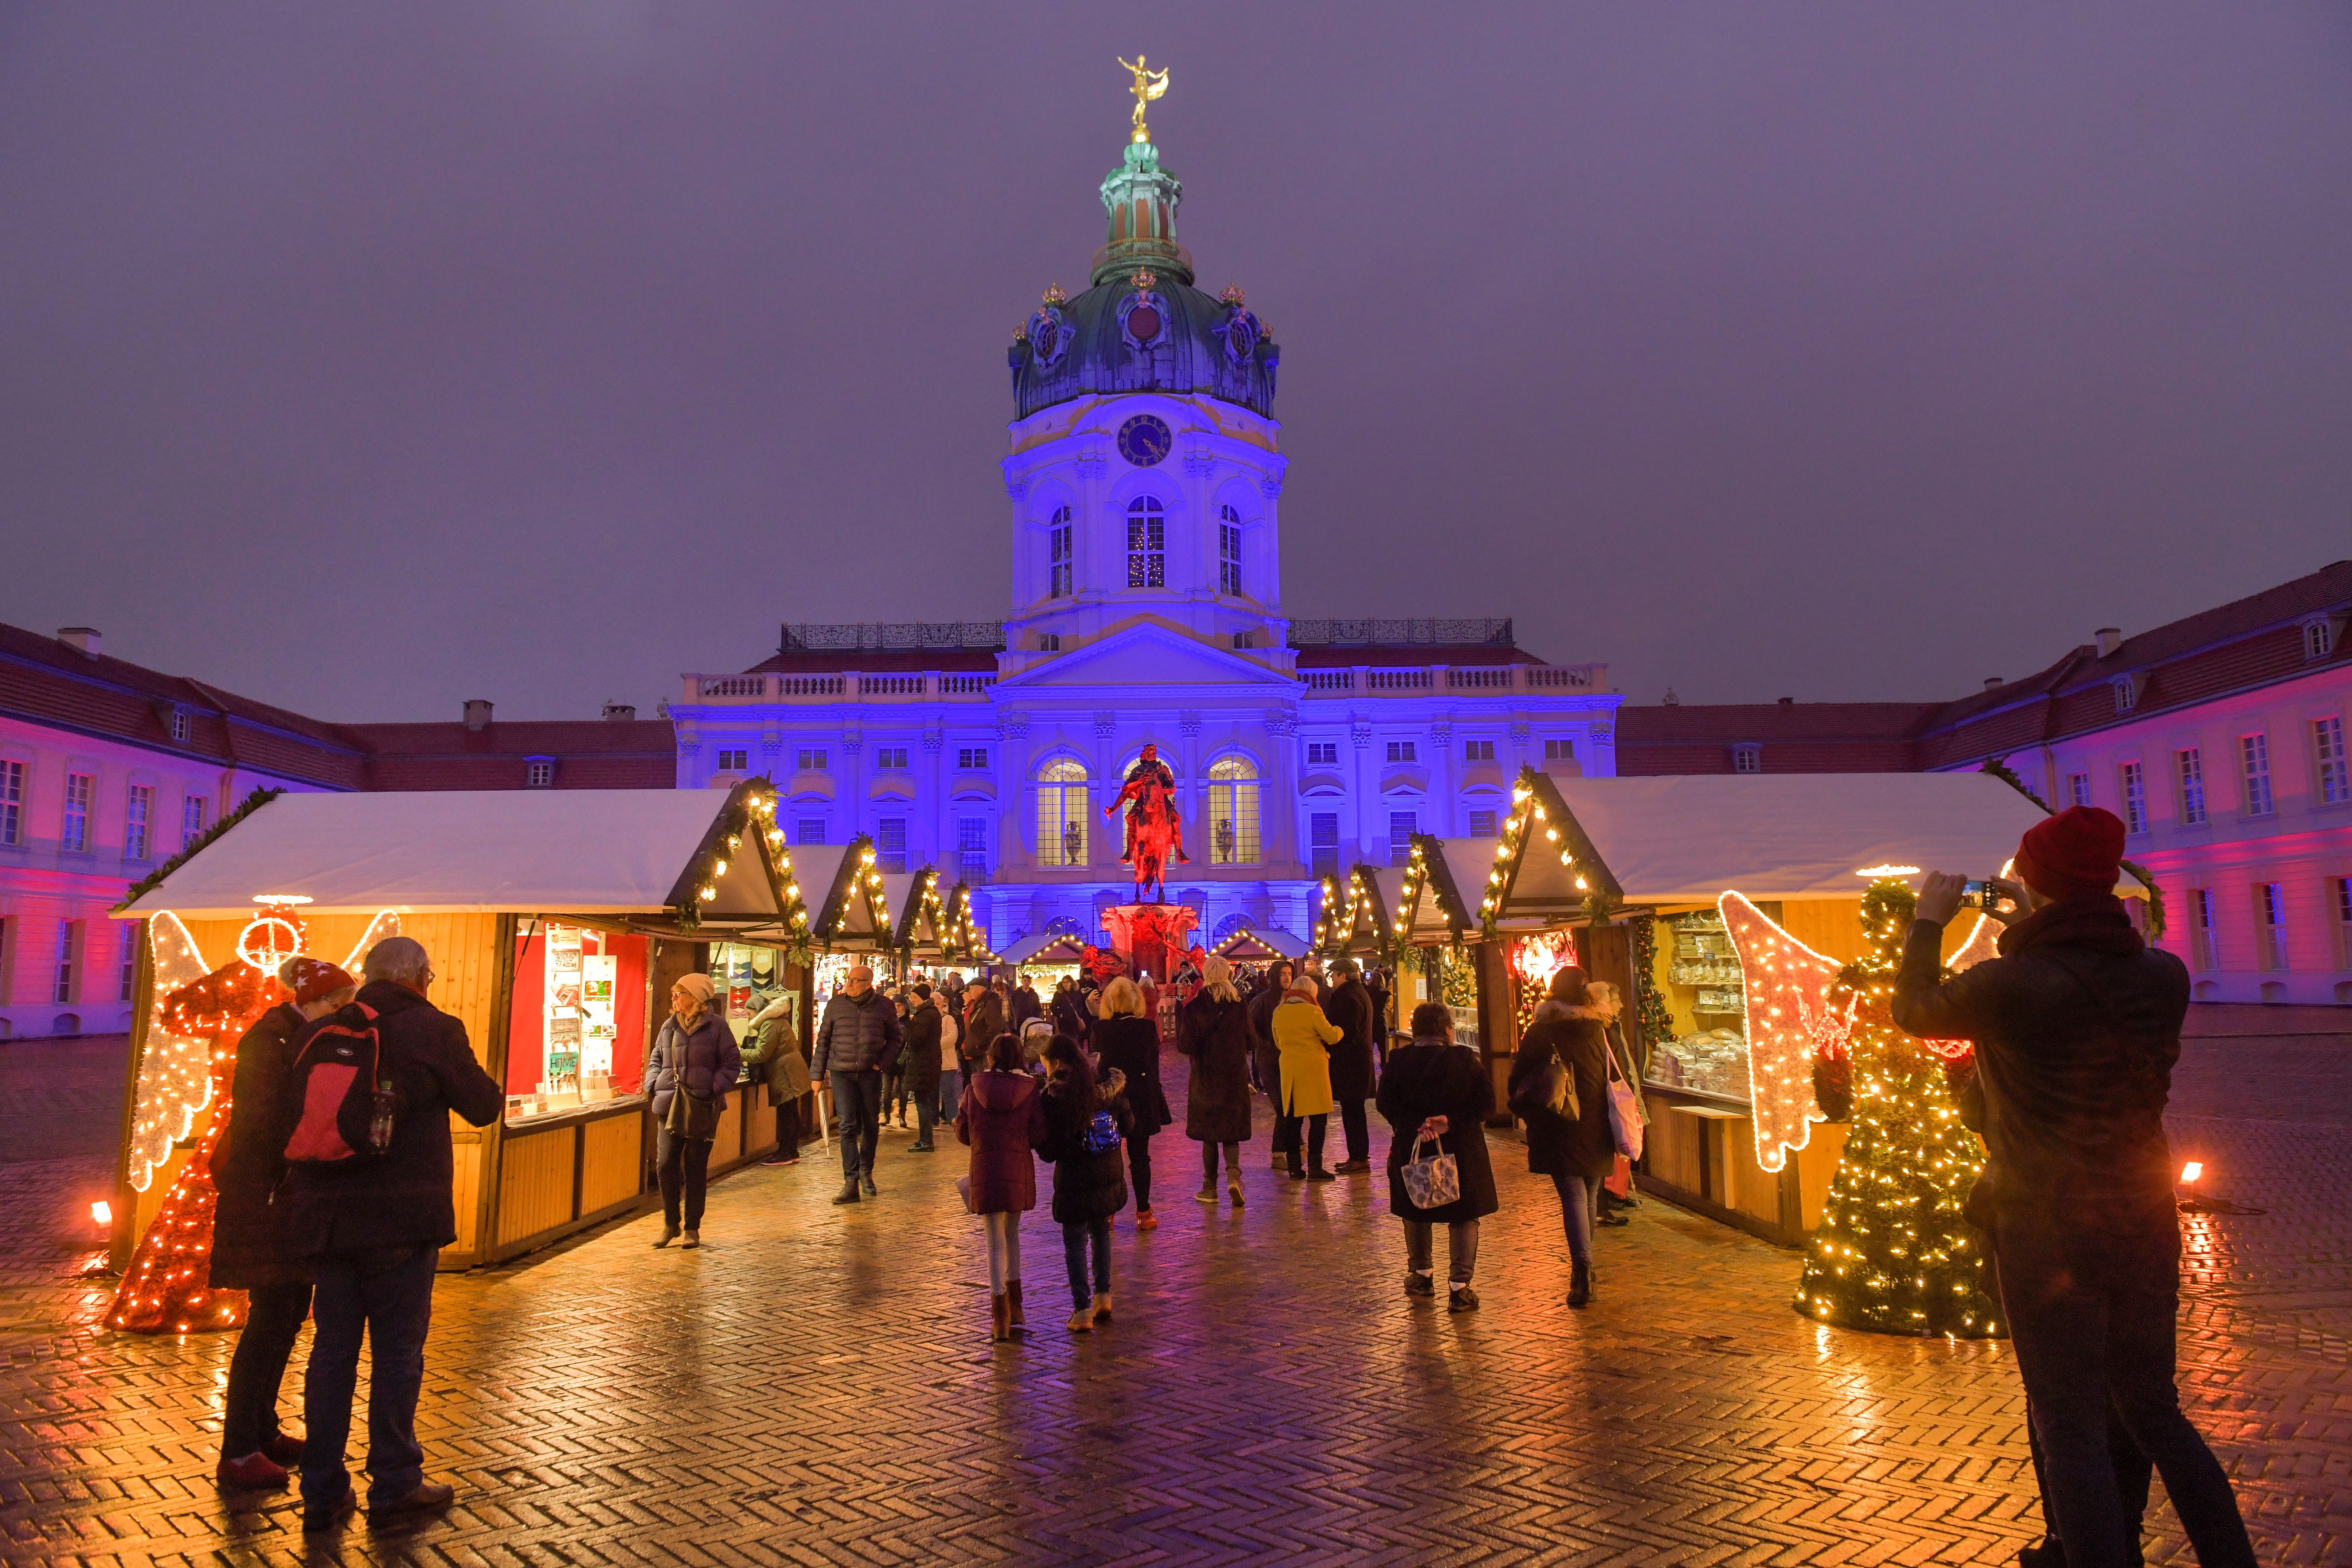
[1117, 54, 1169, 143]
[1719, 892, 1849, 1174]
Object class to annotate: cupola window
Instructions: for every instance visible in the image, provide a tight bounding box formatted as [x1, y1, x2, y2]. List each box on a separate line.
[1125, 497, 1165, 588]
[1219, 505, 1244, 596]
[1049, 506, 1073, 597]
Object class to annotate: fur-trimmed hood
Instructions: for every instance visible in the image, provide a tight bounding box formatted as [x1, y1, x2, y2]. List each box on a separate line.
[1532, 1000, 1605, 1024]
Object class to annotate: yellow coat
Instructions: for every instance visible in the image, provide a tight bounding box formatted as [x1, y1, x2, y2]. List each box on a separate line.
[1272, 995, 1343, 1116]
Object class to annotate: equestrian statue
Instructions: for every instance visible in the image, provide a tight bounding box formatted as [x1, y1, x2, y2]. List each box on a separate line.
[1104, 742, 1189, 904]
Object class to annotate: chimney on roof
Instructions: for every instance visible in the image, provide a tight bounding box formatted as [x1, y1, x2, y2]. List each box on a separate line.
[1984, 676, 2004, 690]
[1662, 687, 1680, 707]
[602, 702, 636, 722]
[58, 627, 100, 656]
[463, 699, 494, 731]
[2095, 627, 2122, 657]
[1777, 696, 1794, 706]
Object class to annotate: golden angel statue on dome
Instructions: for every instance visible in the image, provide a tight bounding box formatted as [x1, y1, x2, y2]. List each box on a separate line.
[1118, 54, 1169, 143]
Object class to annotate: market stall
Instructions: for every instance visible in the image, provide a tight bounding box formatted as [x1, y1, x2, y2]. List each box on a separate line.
[1205, 922, 1305, 964]
[1000, 929, 1089, 991]
[111, 784, 809, 1270]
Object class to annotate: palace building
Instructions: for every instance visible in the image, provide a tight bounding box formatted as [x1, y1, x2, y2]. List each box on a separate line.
[671, 111, 1620, 953]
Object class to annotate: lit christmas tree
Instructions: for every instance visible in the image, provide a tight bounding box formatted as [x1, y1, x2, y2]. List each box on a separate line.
[1793, 879, 2002, 1339]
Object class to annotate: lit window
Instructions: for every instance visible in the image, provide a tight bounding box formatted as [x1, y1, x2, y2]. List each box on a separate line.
[956, 817, 989, 881]
[1388, 810, 1417, 867]
[1309, 813, 1339, 881]
[2118, 761, 2146, 834]
[53, 919, 78, 1004]
[2256, 882, 2287, 970]
[1036, 757, 1090, 867]
[1544, 739, 1575, 761]
[2176, 748, 2206, 826]
[1468, 809, 1498, 839]
[1732, 744, 1762, 775]
[1049, 506, 1074, 598]
[1125, 497, 1165, 588]
[1386, 740, 1416, 764]
[525, 759, 555, 788]
[2315, 716, 2349, 806]
[877, 818, 907, 873]
[2189, 888, 2216, 972]
[1206, 755, 1260, 865]
[0, 759, 21, 846]
[125, 784, 153, 859]
[876, 747, 910, 770]
[957, 747, 989, 770]
[181, 794, 207, 850]
[2067, 773, 2091, 808]
[1463, 740, 1495, 762]
[715, 748, 749, 772]
[2307, 620, 2336, 662]
[62, 772, 93, 853]
[2242, 734, 2274, 816]
[1219, 505, 1244, 596]
[796, 749, 828, 771]
[796, 818, 827, 846]
[1306, 742, 1338, 767]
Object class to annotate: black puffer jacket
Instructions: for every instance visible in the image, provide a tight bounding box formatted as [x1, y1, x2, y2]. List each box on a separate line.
[1893, 896, 2184, 1228]
[814, 988, 902, 1076]
[1377, 1037, 1497, 1224]
[1509, 1002, 1616, 1180]
[1036, 1068, 1133, 1224]
[1091, 1014, 1171, 1135]
[648, 1009, 743, 1123]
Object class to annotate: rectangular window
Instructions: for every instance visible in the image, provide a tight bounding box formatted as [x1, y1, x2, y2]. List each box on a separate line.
[1468, 809, 1498, 839]
[1388, 811, 1417, 867]
[0, 759, 24, 846]
[2066, 773, 2091, 808]
[61, 772, 93, 853]
[877, 818, 907, 874]
[1732, 744, 1762, 775]
[168, 707, 191, 744]
[1308, 812, 1339, 881]
[524, 759, 554, 788]
[796, 818, 827, 846]
[956, 816, 989, 882]
[2242, 734, 2274, 816]
[1463, 739, 1495, 762]
[2118, 761, 2146, 834]
[1306, 742, 1338, 767]
[2333, 876, 2352, 970]
[2176, 748, 2206, 826]
[1543, 739, 1575, 761]
[1125, 513, 1165, 588]
[2113, 679, 2137, 715]
[2189, 888, 2217, 972]
[1049, 515, 1073, 598]
[956, 747, 989, 770]
[796, 748, 828, 771]
[715, 748, 749, 772]
[2315, 716, 2349, 806]
[876, 747, 909, 770]
[2256, 882, 2287, 970]
[1219, 510, 1244, 597]
[1385, 740, 1416, 764]
[120, 927, 138, 1002]
[2308, 620, 2336, 662]
[124, 784, 153, 860]
[181, 793, 207, 850]
[53, 919, 78, 1004]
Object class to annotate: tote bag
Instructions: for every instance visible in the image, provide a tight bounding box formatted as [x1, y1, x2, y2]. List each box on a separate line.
[1602, 1038, 1644, 1162]
[1398, 1131, 1461, 1211]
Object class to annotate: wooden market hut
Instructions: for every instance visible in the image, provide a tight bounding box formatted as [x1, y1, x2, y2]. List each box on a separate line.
[111, 784, 809, 1269]
[1312, 863, 1396, 962]
[1206, 923, 1305, 963]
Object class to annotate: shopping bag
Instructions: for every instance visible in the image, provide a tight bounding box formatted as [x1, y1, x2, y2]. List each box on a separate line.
[1398, 1132, 1460, 1211]
[1604, 1154, 1632, 1199]
[1604, 1043, 1644, 1162]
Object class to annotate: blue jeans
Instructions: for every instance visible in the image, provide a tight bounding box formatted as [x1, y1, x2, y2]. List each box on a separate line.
[1552, 1172, 1594, 1271]
[1062, 1216, 1111, 1311]
[301, 1244, 439, 1512]
[830, 1069, 882, 1181]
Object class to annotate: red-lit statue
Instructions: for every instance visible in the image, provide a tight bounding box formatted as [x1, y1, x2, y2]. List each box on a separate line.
[1105, 742, 1189, 903]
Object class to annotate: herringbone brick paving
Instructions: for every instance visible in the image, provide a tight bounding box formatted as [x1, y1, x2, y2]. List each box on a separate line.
[0, 1012, 2342, 1566]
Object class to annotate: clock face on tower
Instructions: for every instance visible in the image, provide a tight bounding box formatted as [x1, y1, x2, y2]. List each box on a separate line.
[1117, 414, 1172, 467]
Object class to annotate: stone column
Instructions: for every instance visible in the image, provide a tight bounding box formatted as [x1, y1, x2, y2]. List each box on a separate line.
[1349, 715, 1374, 870]
[1430, 716, 1455, 838]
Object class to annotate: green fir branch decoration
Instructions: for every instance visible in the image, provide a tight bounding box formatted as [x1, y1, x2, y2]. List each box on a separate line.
[114, 787, 284, 911]
[1980, 755, 2048, 810]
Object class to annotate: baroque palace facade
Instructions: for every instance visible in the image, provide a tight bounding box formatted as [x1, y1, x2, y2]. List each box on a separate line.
[671, 116, 1619, 951]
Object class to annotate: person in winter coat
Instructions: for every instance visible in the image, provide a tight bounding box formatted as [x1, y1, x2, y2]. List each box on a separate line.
[1898, 810, 2254, 1568]
[281, 937, 502, 1533]
[647, 973, 744, 1249]
[962, 980, 1007, 1077]
[1011, 978, 1043, 1031]
[814, 965, 902, 1203]
[210, 957, 356, 1489]
[1050, 976, 1090, 1044]
[934, 989, 964, 1129]
[1586, 980, 1643, 1225]
[957, 1029, 1047, 1343]
[1321, 958, 1380, 1174]
[1177, 956, 1255, 1207]
[1508, 967, 1614, 1306]
[901, 984, 945, 1152]
[1247, 959, 1296, 1169]
[745, 994, 812, 1167]
[1272, 976, 1344, 1181]
[1378, 1002, 1499, 1312]
[883, 991, 914, 1129]
[1090, 976, 1172, 1229]
[1035, 1034, 1132, 1333]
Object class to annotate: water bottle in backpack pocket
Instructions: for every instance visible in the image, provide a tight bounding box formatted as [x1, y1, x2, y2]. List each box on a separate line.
[283, 1004, 398, 1165]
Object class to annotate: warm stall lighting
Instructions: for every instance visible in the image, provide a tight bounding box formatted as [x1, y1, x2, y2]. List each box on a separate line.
[2180, 1161, 2203, 1185]
[92, 1200, 113, 1227]
[1855, 864, 1921, 878]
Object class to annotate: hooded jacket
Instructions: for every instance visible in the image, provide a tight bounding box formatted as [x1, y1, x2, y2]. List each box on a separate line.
[956, 1069, 1045, 1215]
[1509, 1000, 1616, 1180]
[1037, 1067, 1133, 1224]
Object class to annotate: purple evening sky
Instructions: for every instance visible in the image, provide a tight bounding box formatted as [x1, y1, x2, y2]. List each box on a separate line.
[2, 4, 2347, 722]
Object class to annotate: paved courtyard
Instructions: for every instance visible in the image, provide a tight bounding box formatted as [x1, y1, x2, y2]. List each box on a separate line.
[0, 1008, 2346, 1566]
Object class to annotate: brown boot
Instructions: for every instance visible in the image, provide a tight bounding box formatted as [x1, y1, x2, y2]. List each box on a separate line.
[1007, 1278, 1028, 1335]
[990, 1293, 1009, 1343]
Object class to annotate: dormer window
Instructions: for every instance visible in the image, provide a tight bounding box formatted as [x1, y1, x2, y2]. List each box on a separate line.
[1125, 497, 1165, 587]
[2113, 677, 2140, 715]
[525, 757, 555, 788]
[1732, 743, 1762, 774]
[168, 707, 192, 745]
[2307, 618, 2337, 662]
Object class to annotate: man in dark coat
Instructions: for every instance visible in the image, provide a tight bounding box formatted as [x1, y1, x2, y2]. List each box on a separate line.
[1897, 809, 2254, 1568]
[281, 937, 501, 1532]
[211, 957, 358, 1489]
[814, 964, 902, 1203]
[902, 983, 945, 1152]
[1321, 958, 1379, 1174]
[1247, 959, 1295, 1169]
[1377, 1002, 1497, 1311]
[1011, 978, 1043, 1031]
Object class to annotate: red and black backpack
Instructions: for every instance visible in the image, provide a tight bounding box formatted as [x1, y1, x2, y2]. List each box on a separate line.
[283, 1003, 396, 1165]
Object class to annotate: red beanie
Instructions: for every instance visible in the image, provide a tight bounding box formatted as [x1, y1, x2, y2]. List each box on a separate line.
[287, 957, 357, 1005]
[2015, 806, 2126, 902]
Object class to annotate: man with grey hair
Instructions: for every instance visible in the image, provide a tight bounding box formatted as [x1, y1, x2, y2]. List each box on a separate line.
[283, 935, 501, 1534]
[813, 963, 902, 1204]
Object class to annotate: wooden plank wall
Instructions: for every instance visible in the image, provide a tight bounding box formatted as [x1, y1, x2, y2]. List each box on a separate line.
[495, 1125, 575, 1247]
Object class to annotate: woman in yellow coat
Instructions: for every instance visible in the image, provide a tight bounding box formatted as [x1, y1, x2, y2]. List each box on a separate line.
[1271, 976, 1344, 1181]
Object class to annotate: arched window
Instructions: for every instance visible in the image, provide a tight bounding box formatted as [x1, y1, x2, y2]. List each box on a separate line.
[1036, 757, 1090, 867]
[1218, 503, 1244, 596]
[1047, 505, 1073, 598]
[1125, 496, 1165, 588]
[1212, 912, 1253, 942]
[1206, 755, 1260, 865]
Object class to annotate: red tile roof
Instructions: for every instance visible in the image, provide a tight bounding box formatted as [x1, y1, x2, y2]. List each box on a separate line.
[1615, 703, 1935, 775]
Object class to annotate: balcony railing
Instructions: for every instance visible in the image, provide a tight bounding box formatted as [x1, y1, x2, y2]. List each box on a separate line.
[1298, 662, 1606, 699]
[687, 672, 995, 704]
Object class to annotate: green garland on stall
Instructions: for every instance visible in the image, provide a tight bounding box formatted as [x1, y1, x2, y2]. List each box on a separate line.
[1978, 757, 2167, 939]
[114, 787, 283, 911]
[1979, 754, 2048, 810]
[1628, 915, 1674, 1054]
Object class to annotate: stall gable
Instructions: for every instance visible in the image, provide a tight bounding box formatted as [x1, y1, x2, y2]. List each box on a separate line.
[1314, 862, 1394, 957]
[893, 867, 947, 957]
[941, 882, 997, 964]
[811, 835, 893, 950]
[1396, 834, 1477, 944]
[659, 781, 806, 936]
[1485, 768, 1620, 931]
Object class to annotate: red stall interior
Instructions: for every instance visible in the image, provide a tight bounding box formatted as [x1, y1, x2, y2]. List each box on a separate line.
[505, 921, 649, 1103]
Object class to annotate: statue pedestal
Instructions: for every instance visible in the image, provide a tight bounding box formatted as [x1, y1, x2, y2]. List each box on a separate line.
[1098, 902, 1199, 987]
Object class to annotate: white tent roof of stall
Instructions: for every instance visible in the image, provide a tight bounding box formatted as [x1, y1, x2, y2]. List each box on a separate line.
[1548, 774, 2144, 904]
[1226, 925, 1308, 959]
[1000, 929, 1086, 965]
[117, 789, 753, 920]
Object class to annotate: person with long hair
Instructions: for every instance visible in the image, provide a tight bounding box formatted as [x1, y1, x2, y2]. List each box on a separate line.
[1091, 976, 1172, 1229]
[1378, 1002, 1497, 1311]
[1247, 958, 1295, 1169]
[1508, 967, 1613, 1306]
[957, 1030, 1046, 1343]
[1035, 1035, 1132, 1332]
[1177, 955, 1255, 1207]
[1272, 973, 1344, 1181]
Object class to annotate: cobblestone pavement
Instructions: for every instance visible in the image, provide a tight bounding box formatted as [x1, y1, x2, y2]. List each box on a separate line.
[0, 1010, 2345, 1566]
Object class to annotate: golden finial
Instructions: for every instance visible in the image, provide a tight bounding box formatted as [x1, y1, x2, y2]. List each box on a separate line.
[1219, 283, 1247, 307]
[1117, 54, 1169, 145]
[1130, 268, 1158, 291]
[1042, 282, 1067, 307]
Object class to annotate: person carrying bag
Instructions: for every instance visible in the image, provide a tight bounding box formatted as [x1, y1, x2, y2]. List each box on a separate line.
[648, 974, 741, 1250]
[1376, 1002, 1498, 1313]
